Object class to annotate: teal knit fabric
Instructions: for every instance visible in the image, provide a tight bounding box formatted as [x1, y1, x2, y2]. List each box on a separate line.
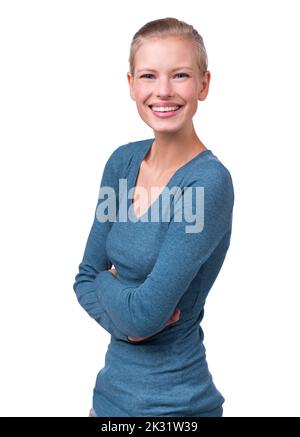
[73, 138, 234, 417]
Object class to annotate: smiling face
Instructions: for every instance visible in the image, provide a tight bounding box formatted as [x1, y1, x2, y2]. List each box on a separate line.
[127, 36, 210, 136]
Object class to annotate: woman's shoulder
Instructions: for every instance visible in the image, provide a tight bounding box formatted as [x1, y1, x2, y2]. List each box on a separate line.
[180, 149, 234, 209]
[106, 137, 150, 168]
[186, 149, 233, 185]
[112, 137, 150, 155]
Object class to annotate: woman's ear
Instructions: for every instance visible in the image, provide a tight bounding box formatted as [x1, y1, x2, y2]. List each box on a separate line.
[127, 72, 136, 101]
[198, 70, 211, 101]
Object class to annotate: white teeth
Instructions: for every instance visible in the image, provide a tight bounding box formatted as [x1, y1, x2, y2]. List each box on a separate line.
[151, 106, 180, 112]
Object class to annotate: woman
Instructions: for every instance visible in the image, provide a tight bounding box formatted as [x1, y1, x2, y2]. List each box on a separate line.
[73, 17, 234, 417]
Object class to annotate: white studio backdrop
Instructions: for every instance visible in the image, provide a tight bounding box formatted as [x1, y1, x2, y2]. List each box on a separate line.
[0, 0, 299, 417]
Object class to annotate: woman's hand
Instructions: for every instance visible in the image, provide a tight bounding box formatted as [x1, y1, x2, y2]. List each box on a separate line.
[165, 307, 181, 326]
[107, 266, 181, 342]
[128, 307, 181, 342]
[108, 267, 117, 277]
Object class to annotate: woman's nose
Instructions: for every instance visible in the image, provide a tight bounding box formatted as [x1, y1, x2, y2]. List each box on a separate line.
[155, 77, 174, 97]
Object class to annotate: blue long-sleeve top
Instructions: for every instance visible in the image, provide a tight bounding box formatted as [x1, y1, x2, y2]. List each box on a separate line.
[73, 137, 234, 417]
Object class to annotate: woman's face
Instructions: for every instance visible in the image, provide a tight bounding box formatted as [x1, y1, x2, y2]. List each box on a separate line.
[127, 36, 210, 135]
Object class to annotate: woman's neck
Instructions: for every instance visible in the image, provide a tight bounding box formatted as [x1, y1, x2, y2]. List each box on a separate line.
[145, 130, 207, 173]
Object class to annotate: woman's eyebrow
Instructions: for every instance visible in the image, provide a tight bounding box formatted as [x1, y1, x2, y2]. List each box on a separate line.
[137, 66, 193, 73]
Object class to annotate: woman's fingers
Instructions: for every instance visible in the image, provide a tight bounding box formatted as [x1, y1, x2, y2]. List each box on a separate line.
[128, 334, 153, 342]
[129, 308, 181, 342]
[166, 307, 181, 325]
[108, 267, 117, 277]
[172, 307, 181, 321]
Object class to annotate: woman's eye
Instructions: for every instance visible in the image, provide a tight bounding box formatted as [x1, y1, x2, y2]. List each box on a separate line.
[140, 74, 154, 79]
[175, 72, 189, 78]
[140, 72, 189, 79]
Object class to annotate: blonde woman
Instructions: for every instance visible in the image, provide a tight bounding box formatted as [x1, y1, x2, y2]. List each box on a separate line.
[74, 17, 234, 417]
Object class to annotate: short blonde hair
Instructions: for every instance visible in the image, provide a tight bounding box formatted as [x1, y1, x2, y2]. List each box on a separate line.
[128, 17, 208, 78]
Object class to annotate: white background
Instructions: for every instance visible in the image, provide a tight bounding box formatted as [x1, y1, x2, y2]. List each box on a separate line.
[0, 0, 299, 417]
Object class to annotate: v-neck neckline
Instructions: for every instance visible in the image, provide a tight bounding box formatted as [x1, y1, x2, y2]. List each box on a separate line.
[130, 138, 212, 220]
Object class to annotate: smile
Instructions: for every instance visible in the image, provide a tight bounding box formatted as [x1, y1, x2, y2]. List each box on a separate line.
[148, 105, 184, 119]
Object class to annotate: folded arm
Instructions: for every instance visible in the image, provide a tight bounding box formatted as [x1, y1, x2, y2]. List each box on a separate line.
[95, 165, 234, 339]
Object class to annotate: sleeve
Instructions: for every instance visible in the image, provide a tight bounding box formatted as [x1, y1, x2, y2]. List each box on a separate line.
[72, 145, 129, 341]
[94, 164, 235, 338]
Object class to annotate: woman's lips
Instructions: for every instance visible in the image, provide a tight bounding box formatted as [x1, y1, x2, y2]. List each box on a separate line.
[149, 105, 183, 119]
